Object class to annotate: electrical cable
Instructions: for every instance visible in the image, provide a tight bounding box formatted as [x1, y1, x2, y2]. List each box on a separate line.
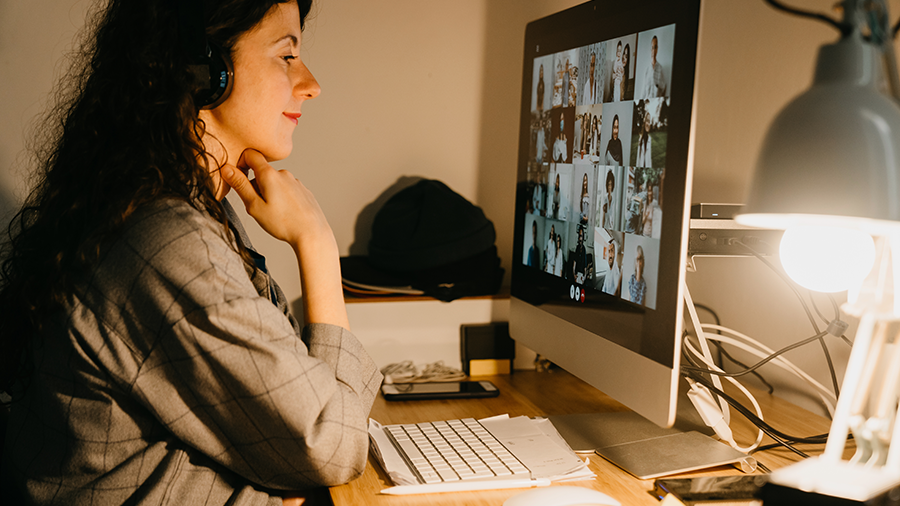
[697, 325, 836, 402]
[693, 303, 721, 326]
[713, 341, 776, 394]
[682, 331, 828, 379]
[683, 369, 833, 446]
[693, 303, 724, 366]
[763, 0, 852, 36]
[827, 293, 841, 322]
[690, 303, 775, 392]
[683, 331, 775, 394]
[818, 333, 841, 401]
[684, 325, 837, 415]
[753, 436, 830, 454]
[809, 290, 831, 326]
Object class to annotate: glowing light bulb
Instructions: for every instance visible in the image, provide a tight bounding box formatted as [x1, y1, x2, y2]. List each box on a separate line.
[779, 225, 876, 293]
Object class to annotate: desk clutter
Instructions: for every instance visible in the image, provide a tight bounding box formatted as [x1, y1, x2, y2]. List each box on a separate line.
[368, 414, 594, 494]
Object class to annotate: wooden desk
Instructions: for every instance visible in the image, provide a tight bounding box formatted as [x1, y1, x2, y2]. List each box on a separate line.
[328, 370, 838, 506]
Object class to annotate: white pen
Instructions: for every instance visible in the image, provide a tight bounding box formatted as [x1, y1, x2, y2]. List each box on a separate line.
[380, 478, 551, 495]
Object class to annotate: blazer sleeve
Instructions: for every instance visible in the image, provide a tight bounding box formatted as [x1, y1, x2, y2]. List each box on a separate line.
[91, 203, 382, 490]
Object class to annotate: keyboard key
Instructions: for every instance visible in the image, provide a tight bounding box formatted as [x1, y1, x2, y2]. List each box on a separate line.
[435, 467, 460, 481]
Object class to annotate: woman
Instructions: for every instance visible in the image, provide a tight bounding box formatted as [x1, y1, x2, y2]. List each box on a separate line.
[627, 174, 646, 233]
[0, 1, 381, 504]
[579, 113, 591, 157]
[589, 115, 600, 158]
[611, 41, 624, 101]
[583, 51, 597, 104]
[636, 111, 653, 168]
[536, 64, 545, 112]
[642, 180, 655, 237]
[553, 118, 568, 163]
[532, 177, 544, 215]
[598, 169, 617, 230]
[628, 245, 647, 305]
[579, 173, 591, 226]
[552, 172, 562, 219]
[544, 225, 556, 274]
[553, 233, 564, 276]
[621, 44, 632, 101]
[604, 114, 623, 166]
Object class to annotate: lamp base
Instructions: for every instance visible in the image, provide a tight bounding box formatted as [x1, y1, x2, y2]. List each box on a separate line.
[761, 458, 900, 505]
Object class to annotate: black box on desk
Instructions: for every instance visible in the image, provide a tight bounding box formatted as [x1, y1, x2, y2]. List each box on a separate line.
[460, 323, 515, 375]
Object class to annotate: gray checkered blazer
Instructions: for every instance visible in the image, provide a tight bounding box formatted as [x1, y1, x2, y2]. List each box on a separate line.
[2, 199, 382, 505]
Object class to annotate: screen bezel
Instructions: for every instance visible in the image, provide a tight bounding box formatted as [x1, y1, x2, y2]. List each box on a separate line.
[509, 0, 702, 427]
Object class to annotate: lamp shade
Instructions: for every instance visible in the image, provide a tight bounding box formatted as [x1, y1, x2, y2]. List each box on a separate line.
[736, 34, 900, 235]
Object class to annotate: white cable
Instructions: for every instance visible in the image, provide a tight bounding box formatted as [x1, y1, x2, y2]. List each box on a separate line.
[704, 324, 834, 402]
[683, 339, 765, 452]
[690, 330, 837, 415]
[693, 325, 837, 415]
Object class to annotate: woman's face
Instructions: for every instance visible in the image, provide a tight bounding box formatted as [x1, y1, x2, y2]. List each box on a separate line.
[635, 248, 644, 278]
[201, 2, 320, 166]
[623, 46, 630, 66]
[582, 174, 589, 192]
[606, 178, 613, 194]
[616, 43, 622, 59]
[612, 117, 619, 139]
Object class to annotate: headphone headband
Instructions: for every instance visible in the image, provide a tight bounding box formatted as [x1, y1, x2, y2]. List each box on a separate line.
[178, 0, 233, 109]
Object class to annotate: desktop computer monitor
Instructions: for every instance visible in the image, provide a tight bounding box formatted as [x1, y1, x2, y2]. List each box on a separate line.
[510, 0, 702, 432]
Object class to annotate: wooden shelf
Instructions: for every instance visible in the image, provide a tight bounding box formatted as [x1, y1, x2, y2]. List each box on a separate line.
[344, 287, 510, 304]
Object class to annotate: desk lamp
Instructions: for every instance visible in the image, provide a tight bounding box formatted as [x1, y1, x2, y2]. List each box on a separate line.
[735, 0, 900, 502]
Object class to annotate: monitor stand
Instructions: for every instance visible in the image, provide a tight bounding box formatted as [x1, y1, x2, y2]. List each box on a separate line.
[548, 380, 754, 480]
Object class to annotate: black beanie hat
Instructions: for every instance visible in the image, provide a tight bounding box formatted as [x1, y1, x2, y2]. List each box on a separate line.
[341, 179, 504, 301]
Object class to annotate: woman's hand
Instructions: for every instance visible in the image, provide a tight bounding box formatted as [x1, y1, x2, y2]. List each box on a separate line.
[221, 149, 348, 330]
[221, 149, 334, 252]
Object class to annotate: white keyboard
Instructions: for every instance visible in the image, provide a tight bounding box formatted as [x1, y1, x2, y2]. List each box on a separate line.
[383, 418, 531, 484]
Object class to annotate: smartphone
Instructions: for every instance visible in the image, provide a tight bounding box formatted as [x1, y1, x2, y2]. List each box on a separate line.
[653, 475, 767, 502]
[381, 381, 499, 401]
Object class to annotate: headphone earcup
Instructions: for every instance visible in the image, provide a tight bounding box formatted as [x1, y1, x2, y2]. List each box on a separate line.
[193, 43, 234, 110]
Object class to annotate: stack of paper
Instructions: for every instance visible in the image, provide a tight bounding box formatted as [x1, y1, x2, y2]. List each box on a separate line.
[369, 414, 595, 494]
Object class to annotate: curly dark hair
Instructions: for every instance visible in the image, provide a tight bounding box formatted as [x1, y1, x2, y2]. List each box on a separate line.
[0, 0, 313, 400]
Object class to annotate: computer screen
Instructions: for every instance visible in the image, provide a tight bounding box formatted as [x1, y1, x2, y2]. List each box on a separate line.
[510, 0, 702, 428]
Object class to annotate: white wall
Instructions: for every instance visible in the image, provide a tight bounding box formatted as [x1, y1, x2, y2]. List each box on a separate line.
[2, 0, 899, 416]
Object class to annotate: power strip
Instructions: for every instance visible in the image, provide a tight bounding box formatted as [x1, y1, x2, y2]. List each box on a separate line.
[688, 218, 783, 258]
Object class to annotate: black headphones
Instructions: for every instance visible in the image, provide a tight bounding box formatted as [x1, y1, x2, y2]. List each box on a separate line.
[178, 0, 233, 109]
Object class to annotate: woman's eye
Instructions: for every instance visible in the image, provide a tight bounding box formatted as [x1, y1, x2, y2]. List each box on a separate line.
[282, 55, 298, 62]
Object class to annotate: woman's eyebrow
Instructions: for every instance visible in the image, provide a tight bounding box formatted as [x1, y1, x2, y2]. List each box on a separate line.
[272, 34, 298, 47]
